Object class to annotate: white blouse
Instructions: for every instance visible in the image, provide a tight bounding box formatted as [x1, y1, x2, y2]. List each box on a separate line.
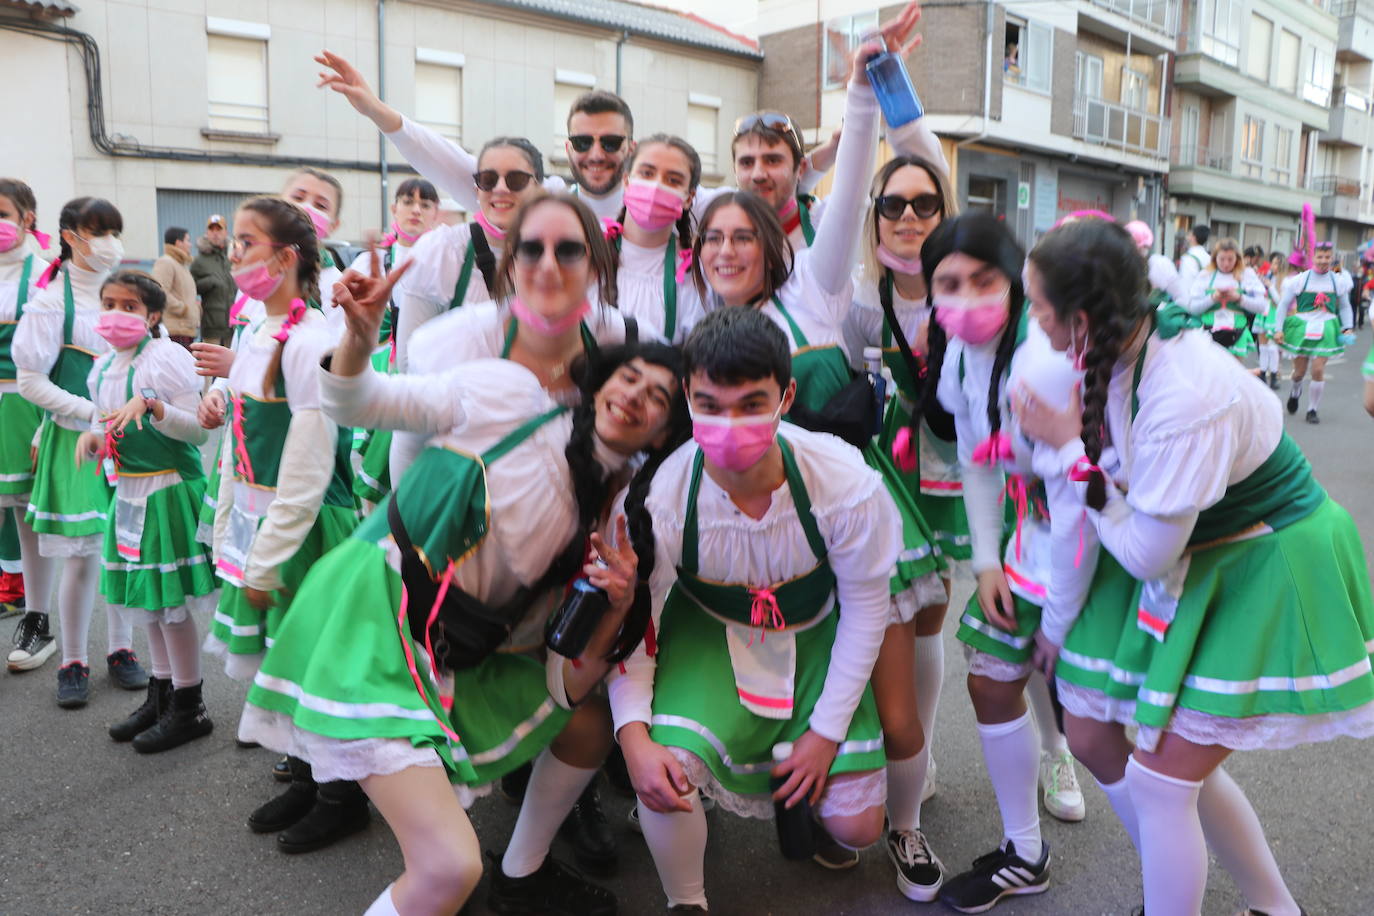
[1184, 266, 1267, 317]
[391, 222, 497, 371]
[13, 264, 111, 430]
[616, 237, 706, 345]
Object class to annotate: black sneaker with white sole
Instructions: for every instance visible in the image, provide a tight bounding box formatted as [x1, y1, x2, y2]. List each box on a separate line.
[886, 828, 943, 902]
[939, 840, 1049, 913]
[8, 611, 55, 671]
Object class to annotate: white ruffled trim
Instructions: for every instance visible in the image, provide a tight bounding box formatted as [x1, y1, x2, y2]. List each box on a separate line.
[37, 532, 102, 558]
[239, 705, 441, 782]
[888, 573, 950, 625]
[115, 592, 218, 627]
[201, 632, 262, 682]
[964, 644, 1032, 683]
[667, 747, 886, 820]
[1057, 681, 1374, 754]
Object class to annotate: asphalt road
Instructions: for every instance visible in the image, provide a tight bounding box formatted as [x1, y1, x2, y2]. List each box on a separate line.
[2, 340, 1372, 916]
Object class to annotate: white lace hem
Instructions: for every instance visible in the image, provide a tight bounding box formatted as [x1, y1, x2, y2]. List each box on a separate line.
[964, 644, 1032, 683]
[888, 573, 950, 625]
[201, 632, 262, 682]
[1057, 681, 1374, 754]
[667, 748, 886, 820]
[37, 532, 102, 558]
[116, 592, 218, 627]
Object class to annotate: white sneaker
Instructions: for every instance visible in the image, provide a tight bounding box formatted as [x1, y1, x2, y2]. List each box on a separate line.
[1039, 749, 1086, 823]
[922, 757, 937, 802]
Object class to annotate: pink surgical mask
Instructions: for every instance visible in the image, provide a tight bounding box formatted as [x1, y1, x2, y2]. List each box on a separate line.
[474, 209, 507, 242]
[690, 402, 783, 473]
[934, 290, 1010, 346]
[0, 220, 20, 253]
[623, 179, 687, 232]
[302, 203, 332, 239]
[876, 244, 923, 276]
[94, 310, 150, 349]
[510, 295, 590, 336]
[232, 257, 285, 301]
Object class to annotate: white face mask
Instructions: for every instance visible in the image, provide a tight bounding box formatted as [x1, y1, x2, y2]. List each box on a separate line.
[80, 234, 124, 273]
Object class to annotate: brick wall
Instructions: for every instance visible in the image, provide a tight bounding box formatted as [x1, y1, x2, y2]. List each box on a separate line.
[759, 22, 821, 131]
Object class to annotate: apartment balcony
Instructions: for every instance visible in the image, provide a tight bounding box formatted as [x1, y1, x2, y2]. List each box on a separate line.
[1077, 0, 1179, 55]
[1174, 51, 1332, 130]
[1073, 95, 1170, 159]
[1313, 173, 1374, 222]
[1320, 86, 1374, 146]
[1332, 1, 1374, 61]
[1168, 145, 1311, 212]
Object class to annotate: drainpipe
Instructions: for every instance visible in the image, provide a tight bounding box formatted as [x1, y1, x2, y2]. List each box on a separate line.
[378, 0, 389, 227]
[616, 30, 628, 97]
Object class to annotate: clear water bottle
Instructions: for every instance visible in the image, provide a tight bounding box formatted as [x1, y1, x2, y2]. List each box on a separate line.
[769, 741, 818, 860]
[864, 35, 924, 128]
[864, 346, 888, 440]
[544, 559, 610, 658]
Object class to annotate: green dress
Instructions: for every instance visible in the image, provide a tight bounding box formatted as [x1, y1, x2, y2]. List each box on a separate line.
[245, 407, 575, 787]
[648, 440, 887, 798]
[1279, 271, 1347, 357]
[0, 255, 43, 501]
[1195, 271, 1257, 357]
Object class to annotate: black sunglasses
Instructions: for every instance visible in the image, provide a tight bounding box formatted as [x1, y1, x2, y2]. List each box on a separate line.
[875, 193, 942, 221]
[568, 134, 627, 154]
[514, 238, 589, 266]
[475, 169, 536, 193]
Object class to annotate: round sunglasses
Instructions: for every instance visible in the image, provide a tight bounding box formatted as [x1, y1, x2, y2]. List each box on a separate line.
[475, 169, 536, 193]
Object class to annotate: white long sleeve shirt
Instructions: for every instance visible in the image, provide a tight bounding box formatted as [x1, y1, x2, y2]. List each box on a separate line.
[0, 245, 48, 394]
[1278, 268, 1355, 327]
[1184, 266, 1267, 317]
[13, 264, 111, 429]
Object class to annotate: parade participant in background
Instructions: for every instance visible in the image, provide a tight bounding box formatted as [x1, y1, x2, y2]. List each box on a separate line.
[79, 272, 216, 752]
[1245, 245, 1280, 387]
[1257, 249, 1291, 390]
[1275, 241, 1354, 423]
[612, 306, 901, 912]
[1176, 223, 1211, 295]
[0, 179, 52, 668]
[14, 196, 149, 707]
[1182, 237, 1267, 360]
[1123, 220, 1182, 306]
[241, 249, 690, 916]
[1019, 217, 1374, 916]
[202, 197, 364, 854]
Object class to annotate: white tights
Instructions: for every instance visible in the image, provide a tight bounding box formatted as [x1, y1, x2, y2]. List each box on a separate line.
[141, 614, 202, 688]
[59, 555, 133, 666]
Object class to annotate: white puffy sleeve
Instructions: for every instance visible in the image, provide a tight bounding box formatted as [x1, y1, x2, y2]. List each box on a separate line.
[144, 340, 208, 445]
[1278, 274, 1300, 322]
[887, 116, 949, 175]
[320, 361, 467, 435]
[808, 81, 880, 298]
[1237, 268, 1268, 316]
[393, 226, 469, 372]
[938, 345, 1004, 574]
[14, 301, 96, 422]
[1184, 270, 1215, 316]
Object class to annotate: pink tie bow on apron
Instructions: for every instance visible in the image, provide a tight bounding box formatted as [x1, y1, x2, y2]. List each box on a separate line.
[747, 585, 786, 646]
[891, 425, 916, 472]
[601, 219, 623, 241]
[100, 419, 123, 479]
[230, 394, 255, 485]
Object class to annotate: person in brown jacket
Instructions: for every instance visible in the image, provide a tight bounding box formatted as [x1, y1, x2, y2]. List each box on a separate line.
[151, 227, 201, 348]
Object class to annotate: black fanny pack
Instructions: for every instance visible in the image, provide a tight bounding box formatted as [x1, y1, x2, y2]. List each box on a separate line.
[1211, 311, 1255, 349]
[787, 376, 880, 449]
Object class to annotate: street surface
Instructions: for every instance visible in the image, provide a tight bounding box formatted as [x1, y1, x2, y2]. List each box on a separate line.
[2, 341, 1372, 915]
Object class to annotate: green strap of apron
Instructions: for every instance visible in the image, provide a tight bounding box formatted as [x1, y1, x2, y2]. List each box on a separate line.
[480, 405, 568, 465]
[770, 294, 809, 349]
[797, 195, 816, 247]
[662, 236, 677, 341]
[680, 437, 826, 575]
[94, 335, 152, 399]
[448, 237, 477, 311]
[62, 269, 75, 346]
[15, 255, 33, 317]
[500, 317, 598, 361]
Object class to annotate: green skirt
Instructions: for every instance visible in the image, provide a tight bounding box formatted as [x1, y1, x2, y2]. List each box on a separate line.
[1363, 344, 1374, 381]
[100, 479, 217, 612]
[353, 428, 393, 505]
[26, 420, 111, 540]
[957, 592, 1042, 677]
[208, 503, 357, 669]
[0, 393, 42, 498]
[1280, 313, 1343, 357]
[649, 585, 886, 797]
[861, 441, 945, 597]
[1057, 499, 1374, 742]
[196, 436, 225, 545]
[246, 537, 570, 786]
[880, 396, 971, 563]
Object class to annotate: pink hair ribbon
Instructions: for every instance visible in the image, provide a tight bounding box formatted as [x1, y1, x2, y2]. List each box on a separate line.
[271, 298, 306, 344]
[31, 228, 51, 250]
[1067, 455, 1104, 483]
[972, 431, 1015, 467]
[228, 293, 250, 327]
[675, 248, 694, 284]
[35, 258, 61, 289]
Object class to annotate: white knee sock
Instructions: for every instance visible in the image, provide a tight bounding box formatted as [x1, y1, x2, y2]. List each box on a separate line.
[914, 633, 944, 765]
[1308, 380, 1325, 411]
[1263, 343, 1280, 373]
[638, 790, 709, 909]
[57, 554, 99, 666]
[1026, 672, 1068, 756]
[14, 513, 54, 614]
[501, 749, 598, 879]
[143, 622, 172, 679]
[1290, 378, 1304, 398]
[977, 711, 1042, 861]
[885, 752, 925, 832]
[160, 614, 203, 688]
[1096, 775, 1140, 853]
[362, 883, 398, 916]
[105, 603, 133, 654]
[1126, 757, 1206, 916]
[1199, 767, 1300, 916]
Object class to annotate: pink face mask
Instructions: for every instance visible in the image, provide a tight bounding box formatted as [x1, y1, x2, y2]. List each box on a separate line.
[232, 257, 285, 301]
[302, 204, 332, 239]
[510, 295, 591, 336]
[876, 244, 923, 276]
[94, 310, 150, 349]
[934, 289, 1010, 346]
[690, 402, 783, 473]
[623, 179, 687, 232]
[0, 220, 21, 253]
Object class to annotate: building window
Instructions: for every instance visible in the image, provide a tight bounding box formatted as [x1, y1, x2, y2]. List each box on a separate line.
[1245, 15, 1272, 82]
[554, 70, 597, 151]
[1303, 47, 1334, 107]
[1271, 125, 1293, 185]
[823, 11, 879, 89]
[1276, 30, 1300, 92]
[1006, 18, 1053, 93]
[1075, 52, 1103, 99]
[967, 175, 1005, 216]
[1240, 115, 1265, 178]
[206, 20, 269, 134]
[1121, 68, 1148, 110]
[414, 52, 463, 144]
[687, 95, 721, 175]
[1177, 103, 1200, 165]
[1193, 0, 1241, 67]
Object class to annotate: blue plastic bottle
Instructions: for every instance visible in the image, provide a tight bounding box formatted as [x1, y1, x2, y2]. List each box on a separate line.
[865, 36, 924, 128]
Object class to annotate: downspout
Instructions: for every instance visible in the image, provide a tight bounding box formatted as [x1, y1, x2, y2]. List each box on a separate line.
[616, 30, 628, 97]
[957, 0, 996, 152]
[378, 0, 389, 226]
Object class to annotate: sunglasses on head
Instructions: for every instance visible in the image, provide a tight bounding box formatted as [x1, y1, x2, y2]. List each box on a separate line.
[734, 112, 803, 152]
[514, 238, 589, 266]
[474, 169, 536, 193]
[568, 134, 628, 154]
[875, 193, 942, 221]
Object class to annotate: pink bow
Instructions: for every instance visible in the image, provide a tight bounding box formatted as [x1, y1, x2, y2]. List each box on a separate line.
[271, 298, 306, 344]
[35, 258, 60, 290]
[31, 228, 51, 250]
[230, 394, 255, 485]
[675, 248, 694, 284]
[972, 431, 1015, 467]
[1067, 455, 1103, 483]
[100, 419, 123, 479]
[228, 293, 250, 327]
[601, 219, 623, 241]
[1005, 474, 1029, 562]
[891, 425, 916, 472]
[747, 585, 785, 645]
[396, 562, 463, 745]
[1314, 292, 1330, 310]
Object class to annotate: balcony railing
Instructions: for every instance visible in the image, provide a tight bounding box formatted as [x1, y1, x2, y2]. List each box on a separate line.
[1312, 174, 1364, 197]
[1334, 84, 1373, 111]
[1185, 29, 1240, 67]
[1171, 144, 1232, 171]
[1086, 0, 1181, 35]
[1073, 95, 1170, 158]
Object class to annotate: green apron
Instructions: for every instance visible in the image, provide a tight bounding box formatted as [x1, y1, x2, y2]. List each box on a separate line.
[0, 256, 43, 497]
[0, 254, 34, 382]
[93, 338, 204, 483]
[616, 235, 681, 341]
[49, 269, 99, 396]
[1280, 271, 1344, 357]
[1197, 270, 1255, 356]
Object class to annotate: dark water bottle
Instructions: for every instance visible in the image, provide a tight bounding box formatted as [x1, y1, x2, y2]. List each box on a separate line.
[864, 346, 888, 440]
[865, 35, 925, 128]
[545, 560, 610, 658]
[770, 742, 817, 860]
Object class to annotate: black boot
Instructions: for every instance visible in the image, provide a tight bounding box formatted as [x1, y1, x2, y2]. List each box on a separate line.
[485, 850, 617, 916]
[248, 756, 317, 833]
[132, 681, 213, 753]
[558, 779, 618, 877]
[109, 676, 170, 742]
[277, 779, 371, 854]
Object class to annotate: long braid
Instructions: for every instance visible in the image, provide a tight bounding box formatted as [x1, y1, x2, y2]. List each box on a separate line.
[912, 308, 949, 431]
[1078, 318, 1126, 510]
